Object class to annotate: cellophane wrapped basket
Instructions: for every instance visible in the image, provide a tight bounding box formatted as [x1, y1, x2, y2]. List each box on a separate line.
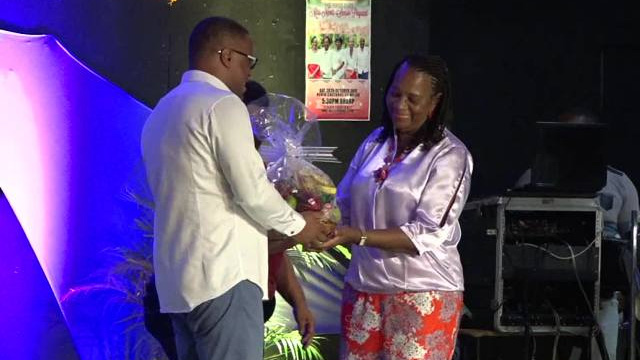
[248, 93, 340, 233]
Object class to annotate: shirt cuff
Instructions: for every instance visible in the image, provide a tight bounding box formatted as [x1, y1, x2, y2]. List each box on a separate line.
[399, 224, 452, 255]
[276, 212, 307, 237]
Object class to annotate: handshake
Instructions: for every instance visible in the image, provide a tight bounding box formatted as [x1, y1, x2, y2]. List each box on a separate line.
[269, 211, 358, 252]
[291, 211, 341, 252]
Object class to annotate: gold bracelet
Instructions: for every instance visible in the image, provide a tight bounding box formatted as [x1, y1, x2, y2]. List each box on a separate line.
[358, 229, 367, 246]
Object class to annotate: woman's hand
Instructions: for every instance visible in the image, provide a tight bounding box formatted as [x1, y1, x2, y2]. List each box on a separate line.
[321, 227, 419, 254]
[320, 226, 360, 250]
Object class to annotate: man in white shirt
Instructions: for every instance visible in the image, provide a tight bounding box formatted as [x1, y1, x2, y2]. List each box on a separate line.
[319, 35, 333, 79]
[355, 37, 370, 79]
[331, 37, 347, 79]
[141, 16, 327, 360]
[344, 37, 357, 79]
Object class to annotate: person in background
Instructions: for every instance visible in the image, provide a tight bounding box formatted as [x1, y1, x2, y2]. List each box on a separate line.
[355, 36, 370, 79]
[322, 55, 473, 360]
[307, 36, 323, 79]
[516, 108, 639, 241]
[331, 36, 347, 79]
[141, 16, 327, 360]
[243, 80, 315, 346]
[143, 279, 178, 360]
[515, 107, 639, 360]
[319, 35, 333, 80]
[344, 37, 358, 79]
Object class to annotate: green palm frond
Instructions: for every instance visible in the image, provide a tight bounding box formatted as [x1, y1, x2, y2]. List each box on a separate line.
[333, 245, 351, 260]
[263, 322, 324, 360]
[285, 244, 350, 281]
[122, 186, 155, 211]
[286, 245, 337, 281]
[64, 187, 345, 360]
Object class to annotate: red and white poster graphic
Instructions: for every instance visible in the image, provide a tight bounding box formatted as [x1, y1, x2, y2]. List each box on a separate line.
[305, 0, 371, 121]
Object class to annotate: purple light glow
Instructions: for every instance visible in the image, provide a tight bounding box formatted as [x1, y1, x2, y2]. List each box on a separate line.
[0, 29, 151, 359]
[0, 67, 62, 296]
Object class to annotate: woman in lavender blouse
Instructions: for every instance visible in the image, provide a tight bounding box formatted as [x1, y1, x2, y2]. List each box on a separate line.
[322, 55, 473, 360]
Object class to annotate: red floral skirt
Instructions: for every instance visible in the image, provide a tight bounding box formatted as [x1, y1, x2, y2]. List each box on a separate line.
[340, 283, 463, 360]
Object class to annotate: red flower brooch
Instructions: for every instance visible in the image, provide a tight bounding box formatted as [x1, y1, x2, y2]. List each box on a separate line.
[373, 143, 415, 184]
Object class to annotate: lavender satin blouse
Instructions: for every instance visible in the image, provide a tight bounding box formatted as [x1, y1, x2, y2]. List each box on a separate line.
[337, 127, 473, 293]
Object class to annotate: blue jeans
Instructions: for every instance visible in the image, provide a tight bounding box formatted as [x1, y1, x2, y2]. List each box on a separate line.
[169, 280, 264, 360]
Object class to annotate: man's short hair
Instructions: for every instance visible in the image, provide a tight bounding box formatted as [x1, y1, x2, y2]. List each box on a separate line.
[189, 16, 249, 68]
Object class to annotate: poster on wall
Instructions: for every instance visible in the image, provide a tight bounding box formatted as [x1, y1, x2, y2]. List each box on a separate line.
[305, 0, 371, 121]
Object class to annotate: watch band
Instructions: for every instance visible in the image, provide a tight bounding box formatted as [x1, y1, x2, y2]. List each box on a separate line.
[359, 229, 367, 246]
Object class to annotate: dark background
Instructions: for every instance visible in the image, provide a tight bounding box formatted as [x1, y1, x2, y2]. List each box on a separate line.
[430, 0, 640, 197]
[2, 0, 638, 198]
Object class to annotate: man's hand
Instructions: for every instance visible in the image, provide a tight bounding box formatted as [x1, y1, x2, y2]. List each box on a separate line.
[294, 304, 316, 348]
[292, 212, 329, 251]
[320, 226, 359, 250]
[267, 230, 297, 254]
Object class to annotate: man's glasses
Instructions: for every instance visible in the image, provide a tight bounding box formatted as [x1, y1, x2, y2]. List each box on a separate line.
[218, 48, 258, 69]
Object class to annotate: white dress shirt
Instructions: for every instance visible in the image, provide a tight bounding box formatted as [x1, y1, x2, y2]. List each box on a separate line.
[141, 70, 306, 313]
[355, 46, 370, 75]
[344, 47, 357, 75]
[319, 48, 333, 79]
[332, 48, 347, 79]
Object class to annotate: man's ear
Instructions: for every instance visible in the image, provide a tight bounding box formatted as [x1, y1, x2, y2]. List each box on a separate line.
[218, 49, 233, 68]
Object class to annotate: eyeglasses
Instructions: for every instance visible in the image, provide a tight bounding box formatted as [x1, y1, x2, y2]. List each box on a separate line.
[217, 48, 258, 69]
